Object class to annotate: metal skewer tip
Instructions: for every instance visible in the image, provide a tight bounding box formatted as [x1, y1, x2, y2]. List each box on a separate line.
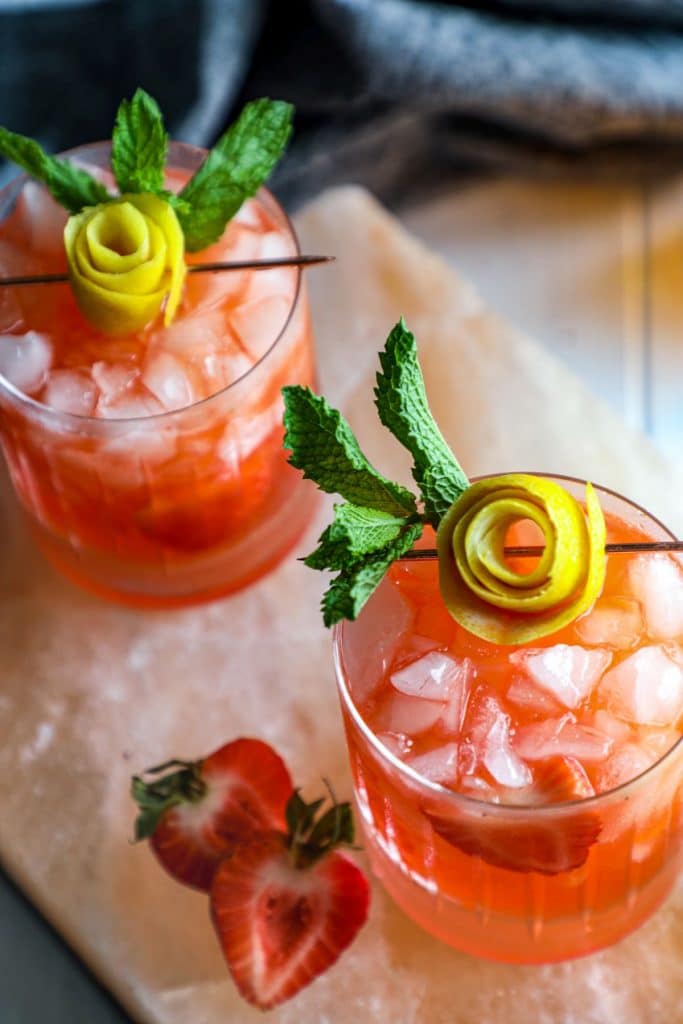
[0, 254, 335, 288]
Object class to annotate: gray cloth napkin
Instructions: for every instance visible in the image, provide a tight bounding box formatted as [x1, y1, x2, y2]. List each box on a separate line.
[4, 0, 683, 202]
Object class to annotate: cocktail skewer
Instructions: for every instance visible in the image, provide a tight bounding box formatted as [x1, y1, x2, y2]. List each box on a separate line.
[401, 540, 683, 561]
[0, 254, 334, 288]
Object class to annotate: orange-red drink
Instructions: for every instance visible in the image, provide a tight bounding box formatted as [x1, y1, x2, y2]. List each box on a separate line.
[334, 478, 683, 962]
[0, 142, 315, 606]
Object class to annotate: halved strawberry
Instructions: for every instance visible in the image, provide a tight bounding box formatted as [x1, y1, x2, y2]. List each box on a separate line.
[132, 738, 293, 891]
[211, 790, 370, 1010]
[424, 755, 601, 875]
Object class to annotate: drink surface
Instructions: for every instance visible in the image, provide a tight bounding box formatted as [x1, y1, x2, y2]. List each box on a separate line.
[338, 513, 683, 961]
[0, 160, 315, 605]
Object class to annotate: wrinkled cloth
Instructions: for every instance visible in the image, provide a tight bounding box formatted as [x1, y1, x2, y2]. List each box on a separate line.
[5, 1, 683, 201]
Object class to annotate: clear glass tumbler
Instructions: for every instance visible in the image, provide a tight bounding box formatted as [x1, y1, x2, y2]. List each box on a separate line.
[334, 478, 683, 962]
[0, 142, 316, 607]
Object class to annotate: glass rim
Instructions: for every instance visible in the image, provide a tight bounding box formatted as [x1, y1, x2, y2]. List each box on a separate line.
[0, 139, 303, 429]
[333, 472, 682, 817]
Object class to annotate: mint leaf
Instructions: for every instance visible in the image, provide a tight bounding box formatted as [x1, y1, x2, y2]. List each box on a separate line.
[177, 97, 293, 252]
[321, 522, 423, 627]
[111, 88, 167, 194]
[283, 386, 417, 517]
[375, 318, 469, 526]
[305, 503, 414, 571]
[0, 126, 111, 214]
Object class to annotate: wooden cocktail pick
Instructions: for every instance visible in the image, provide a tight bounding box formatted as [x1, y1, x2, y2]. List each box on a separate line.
[0, 254, 334, 288]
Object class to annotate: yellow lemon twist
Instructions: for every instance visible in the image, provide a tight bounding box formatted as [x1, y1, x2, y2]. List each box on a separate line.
[436, 474, 606, 644]
[64, 194, 186, 335]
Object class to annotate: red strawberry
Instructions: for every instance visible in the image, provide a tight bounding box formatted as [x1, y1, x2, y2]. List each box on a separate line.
[424, 755, 601, 875]
[132, 738, 293, 891]
[211, 790, 370, 1010]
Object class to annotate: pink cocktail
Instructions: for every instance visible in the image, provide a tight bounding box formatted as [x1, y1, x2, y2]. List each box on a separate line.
[0, 142, 315, 606]
[334, 478, 683, 962]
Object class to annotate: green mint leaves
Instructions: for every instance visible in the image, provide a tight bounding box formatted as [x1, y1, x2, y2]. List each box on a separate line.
[0, 90, 292, 252]
[176, 98, 293, 252]
[282, 387, 416, 516]
[111, 88, 168, 194]
[0, 127, 111, 213]
[375, 318, 469, 526]
[283, 320, 470, 627]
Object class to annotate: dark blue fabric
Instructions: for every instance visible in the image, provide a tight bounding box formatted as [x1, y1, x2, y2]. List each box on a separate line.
[5, 0, 683, 202]
[3, 1, 683, 198]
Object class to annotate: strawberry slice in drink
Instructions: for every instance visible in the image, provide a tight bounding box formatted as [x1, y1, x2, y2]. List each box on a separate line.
[132, 738, 293, 891]
[424, 755, 602, 875]
[211, 790, 370, 1010]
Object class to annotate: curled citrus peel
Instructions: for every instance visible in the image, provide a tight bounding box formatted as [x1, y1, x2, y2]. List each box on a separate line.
[436, 474, 606, 644]
[64, 193, 185, 335]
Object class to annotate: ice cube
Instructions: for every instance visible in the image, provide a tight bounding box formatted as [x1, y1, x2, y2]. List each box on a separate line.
[155, 311, 228, 359]
[407, 743, 459, 785]
[245, 230, 296, 305]
[510, 644, 612, 709]
[507, 675, 563, 714]
[0, 331, 52, 395]
[373, 691, 445, 736]
[596, 742, 655, 793]
[391, 651, 466, 702]
[575, 597, 643, 649]
[512, 713, 613, 762]
[95, 386, 164, 420]
[232, 198, 263, 231]
[463, 686, 532, 787]
[102, 423, 177, 463]
[627, 554, 683, 642]
[142, 351, 196, 412]
[376, 731, 413, 759]
[92, 361, 138, 402]
[342, 580, 414, 705]
[200, 345, 253, 394]
[588, 709, 632, 744]
[42, 369, 96, 416]
[439, 658, 474, 734]
[230, 294, 291, 362]
[484, 713, 533, 788]
[21, 181, 68, 255]
[599, 645, 683, 726]
[218, 404, 280, 472]
[184, 224, 262, 311]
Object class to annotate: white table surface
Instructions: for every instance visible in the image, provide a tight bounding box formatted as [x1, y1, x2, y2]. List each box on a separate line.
[2, 175, 681, 1023]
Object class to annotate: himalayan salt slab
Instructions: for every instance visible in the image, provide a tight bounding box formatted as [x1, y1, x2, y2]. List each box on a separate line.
[0, 187, 681, 1023]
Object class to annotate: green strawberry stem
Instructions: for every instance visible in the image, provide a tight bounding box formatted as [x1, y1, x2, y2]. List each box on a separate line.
[131, 759, 207, 841]
[285, 786, 356, 870]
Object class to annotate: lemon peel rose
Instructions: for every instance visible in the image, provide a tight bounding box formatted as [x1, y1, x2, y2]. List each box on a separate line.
[436, 473, 607, 644]
[284, 319, 608, 644]
[64, 194, 185, 335]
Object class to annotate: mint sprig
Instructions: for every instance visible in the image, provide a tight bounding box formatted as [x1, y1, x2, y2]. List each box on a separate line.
[111, 88, 168, 195]
[176, 98, 293, 252]
[321, 523, 423, 627]
[375, 318, 469, 526]
[283, 320, 470, 626]
[304, 504, 416, 571]
[0, 92, 292, 253]
[0, 126, 111, 213]
[282, 386, 417, 517]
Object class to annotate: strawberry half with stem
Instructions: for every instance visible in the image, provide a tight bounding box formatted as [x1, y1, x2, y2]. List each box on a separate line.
[424, 755, 602, 875]
[132, 738, 293, 891]
[211, 787, 370, 1010]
